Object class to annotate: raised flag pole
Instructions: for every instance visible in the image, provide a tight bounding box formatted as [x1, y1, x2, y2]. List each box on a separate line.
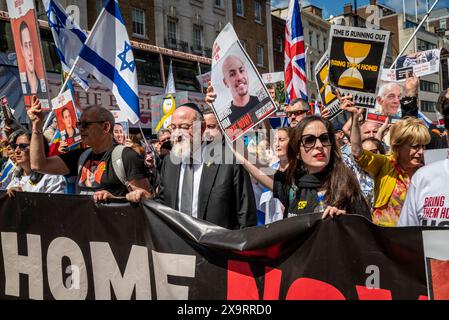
[57, 0, 110, 96]
[389, 0, 439, 70]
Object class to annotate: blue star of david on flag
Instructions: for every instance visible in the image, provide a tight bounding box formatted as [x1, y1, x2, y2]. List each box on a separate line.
[46, 7, 64, 35]
[118, 42, 136, 72]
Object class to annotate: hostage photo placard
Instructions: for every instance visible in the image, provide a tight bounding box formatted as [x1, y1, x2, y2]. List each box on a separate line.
[314, 50, 342, 119]
[6, 0, 50, 111]
[328, 26, 390, 109]
[211, 23, 277, 142]
[381, 49, 441, 82]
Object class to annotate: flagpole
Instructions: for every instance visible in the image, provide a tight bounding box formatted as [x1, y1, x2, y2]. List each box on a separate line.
[390, 0, 439, 70]
[415, 0, 418, 22]
[402, 0, 406, 23]
[57, 0, 110, 96]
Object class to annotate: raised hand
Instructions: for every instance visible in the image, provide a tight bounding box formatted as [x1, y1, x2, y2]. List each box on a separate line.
[27, 96, 44, 129]
[405, 71, 419, 97]
[205, 81, 217, 105]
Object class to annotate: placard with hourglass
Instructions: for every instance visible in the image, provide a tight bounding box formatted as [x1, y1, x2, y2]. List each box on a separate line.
[327, 25, 390, 109]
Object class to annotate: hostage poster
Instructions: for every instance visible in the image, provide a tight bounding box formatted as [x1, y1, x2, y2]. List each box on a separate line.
[211, 23, 277, 142]
[6, 0, 50, 110]
[51, 90, 81, 148]
[328, 26, 390, 109]
[314, 51, 342, 119]
[382, 49, 441, 82]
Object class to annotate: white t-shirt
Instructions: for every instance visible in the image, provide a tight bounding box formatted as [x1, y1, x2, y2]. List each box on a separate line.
[7, 173, 66, 194]
[398, 159, 449, 227]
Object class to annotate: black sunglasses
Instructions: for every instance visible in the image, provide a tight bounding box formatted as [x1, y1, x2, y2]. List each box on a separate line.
[300, 133, 333, 148]
[287, 110, 308, 117]
[11, 143, 30, 151]
[76, 121, 106, 129]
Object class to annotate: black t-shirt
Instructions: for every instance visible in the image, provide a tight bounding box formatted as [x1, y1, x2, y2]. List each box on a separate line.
[273, 171, 322, 218]
[227, 95, 260, 124]
[59, 145, 147, 196]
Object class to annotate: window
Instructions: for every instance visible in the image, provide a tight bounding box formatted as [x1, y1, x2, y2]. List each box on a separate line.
[276, 36, 283, 52]
[440, 19, 447, 29]
[316, 34, 320, 50]
[236, 0, 244, 16]
[96, 0, 107, 15]
[420, 80, 439, 93]
[134, 50, 163, 87]
[167, 19, 177, 46]
[256, 45, 264, 67]
[417, 39, 437, 51]
[309, 31, 313, 46]
[323, 37, 327, 50]
[164, 57, 201, 92]
[254, 1, 262, 23]
[421, 101, 436, 112]
[132, 8, 145, 37]
[193, 26, 203, 52]
[215, 0, 222, 7]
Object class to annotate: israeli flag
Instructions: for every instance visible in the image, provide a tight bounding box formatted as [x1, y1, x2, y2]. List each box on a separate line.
[0, 159, 15, 184]
[418, 111, 432, 128]
[74, 0, 140, 124]
[43, 0, 89, 90]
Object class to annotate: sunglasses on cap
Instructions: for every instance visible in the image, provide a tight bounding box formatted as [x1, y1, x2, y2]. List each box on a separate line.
[300, 133, 333, 149]
[11, 143, 30, 151]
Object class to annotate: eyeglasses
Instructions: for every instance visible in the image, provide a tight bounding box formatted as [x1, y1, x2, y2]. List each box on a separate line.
[287, 110, 308, 117]
[76, 121, 106, 129]
[168, 123, 193, 131]
[300, 133, 333, 148]
[11, 143, 30, 151]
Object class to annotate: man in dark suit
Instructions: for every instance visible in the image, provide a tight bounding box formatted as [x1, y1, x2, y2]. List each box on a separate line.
[128, 103, 257, 229]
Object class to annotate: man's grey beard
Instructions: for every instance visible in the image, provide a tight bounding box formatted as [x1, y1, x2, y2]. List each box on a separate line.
[171, 138, 192, 159]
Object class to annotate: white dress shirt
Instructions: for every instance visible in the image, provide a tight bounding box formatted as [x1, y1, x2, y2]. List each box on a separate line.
[177, 147, 204, 218]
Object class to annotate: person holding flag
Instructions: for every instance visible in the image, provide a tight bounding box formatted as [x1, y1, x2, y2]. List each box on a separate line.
[26, 0, 152, 201]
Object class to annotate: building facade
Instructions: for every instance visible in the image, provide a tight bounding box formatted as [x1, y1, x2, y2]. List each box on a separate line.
[272, 4, 331, 101]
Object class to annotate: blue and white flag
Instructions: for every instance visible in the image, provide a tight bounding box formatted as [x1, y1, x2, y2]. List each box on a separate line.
[0, 159, 15, 184]
[74, 0, 140, 124]
[314, 101, 321, 116]
[43, 0, 89, 90]
[165, 60, 176, 95]
[418, 111, 432, 128]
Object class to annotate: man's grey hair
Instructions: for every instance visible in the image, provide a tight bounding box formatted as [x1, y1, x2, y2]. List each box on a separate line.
[83, 105, 115, 133]
[375, 82, 403, 112]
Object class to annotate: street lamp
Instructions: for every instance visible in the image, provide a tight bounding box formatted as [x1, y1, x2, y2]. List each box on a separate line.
[354, 0, 358, 27]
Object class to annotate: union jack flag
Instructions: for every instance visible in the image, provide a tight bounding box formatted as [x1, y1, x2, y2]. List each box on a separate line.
[284, 0, 308, 103]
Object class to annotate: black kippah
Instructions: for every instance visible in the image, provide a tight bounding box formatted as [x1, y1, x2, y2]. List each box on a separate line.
[179, 102, 203, 115]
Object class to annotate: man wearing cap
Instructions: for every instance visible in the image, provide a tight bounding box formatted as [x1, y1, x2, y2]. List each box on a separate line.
[285, 98, 309, 128]
[399, 87, 449, 227]
[127, 103, 257, 230]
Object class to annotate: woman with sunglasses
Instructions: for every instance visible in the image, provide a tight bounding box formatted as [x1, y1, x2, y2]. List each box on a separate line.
[6, 131, 66, 196]
[273, 115, 371, 220]
[342, 95, 431, 227]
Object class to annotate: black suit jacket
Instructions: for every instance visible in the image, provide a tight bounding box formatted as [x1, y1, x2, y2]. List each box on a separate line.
[156, 150, 257, 230]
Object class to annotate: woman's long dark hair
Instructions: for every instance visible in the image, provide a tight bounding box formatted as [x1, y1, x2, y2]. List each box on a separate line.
[12, 130, 49, 184]
[286, 116, 370, 215]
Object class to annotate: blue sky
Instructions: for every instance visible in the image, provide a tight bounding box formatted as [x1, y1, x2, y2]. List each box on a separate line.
[271, 0, 449, 19]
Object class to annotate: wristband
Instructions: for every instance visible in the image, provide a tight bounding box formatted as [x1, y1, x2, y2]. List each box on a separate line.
[32, 129, 43, 135]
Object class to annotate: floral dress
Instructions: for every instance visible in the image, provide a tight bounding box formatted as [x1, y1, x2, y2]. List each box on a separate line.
[372, 157, 411, 227]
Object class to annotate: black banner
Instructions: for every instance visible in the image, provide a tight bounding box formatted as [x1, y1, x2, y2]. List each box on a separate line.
[0, 192, 445, 300]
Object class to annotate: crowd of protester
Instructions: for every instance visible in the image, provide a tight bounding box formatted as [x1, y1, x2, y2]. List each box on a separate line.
[0, 74, 448, 230]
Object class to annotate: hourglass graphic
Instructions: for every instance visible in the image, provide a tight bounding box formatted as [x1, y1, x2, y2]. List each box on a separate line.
[319, 64, 336, 104]
[338, 42, 371, 89]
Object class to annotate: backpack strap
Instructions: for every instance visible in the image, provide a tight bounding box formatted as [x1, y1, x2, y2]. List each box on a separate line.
[76, 149, 92, 194]
[111, 145, 132, 191]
